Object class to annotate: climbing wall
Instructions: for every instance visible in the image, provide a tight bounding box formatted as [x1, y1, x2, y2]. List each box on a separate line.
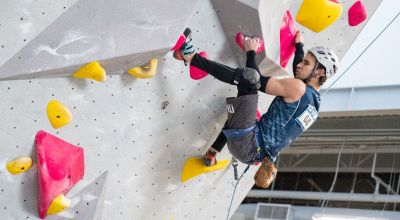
[211, 0, 382, 76]
[0, 0, 381, 220]
[0, 0, 199, 80]
[0, 1, 262, 219]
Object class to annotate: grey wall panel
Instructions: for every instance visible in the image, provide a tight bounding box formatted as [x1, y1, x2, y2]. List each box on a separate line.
[0, 0, 199, 80]
[0, 1, 258, 219]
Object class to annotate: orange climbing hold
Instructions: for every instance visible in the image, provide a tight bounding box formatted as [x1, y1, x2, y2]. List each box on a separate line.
[72, 61, 106, 82]
[6, 156, 33, 175]
[181, 157, 230, 182]
[46, 100, 72, 129]
[296, 0, 342, 33]
[128, 59, 158, 79]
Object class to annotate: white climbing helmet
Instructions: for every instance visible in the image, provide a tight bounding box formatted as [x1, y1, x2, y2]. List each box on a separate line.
[308, 46, 339, 79]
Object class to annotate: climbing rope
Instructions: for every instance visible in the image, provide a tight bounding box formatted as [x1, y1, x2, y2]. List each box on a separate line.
[226, 163, 251, 220]
[320, 141, 345, 211]
[322, 11, 400, 96]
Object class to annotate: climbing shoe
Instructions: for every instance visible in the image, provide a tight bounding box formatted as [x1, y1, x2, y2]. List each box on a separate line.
[173, 28, 195, 65]
[203, 149, 217, 167]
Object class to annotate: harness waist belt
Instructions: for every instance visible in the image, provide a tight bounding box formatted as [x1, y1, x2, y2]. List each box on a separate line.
[222, 124, 257, 140]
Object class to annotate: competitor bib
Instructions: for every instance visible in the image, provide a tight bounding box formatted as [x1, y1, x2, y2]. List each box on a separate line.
[295, 104, 318, 131]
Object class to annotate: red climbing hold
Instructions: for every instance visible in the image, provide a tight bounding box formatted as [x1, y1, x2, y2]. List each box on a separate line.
[171, 34, 186, 51]
[348, 1, 368, 26]
[280, 10, 297, 68]
[256, 109, 262, 121]
[171, 28, 192, 53]
[35, 130, 84, 219]
[235, 32, 265, 54]
[190, 51, 209, 80]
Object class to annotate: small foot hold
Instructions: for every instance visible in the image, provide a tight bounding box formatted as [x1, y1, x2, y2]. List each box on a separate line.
[190, 51, 208, 80]
[128, 59, 158, 79]
[235, 32, 265, 54]
[47, 100, 72, 129]
[6, 156, 33, 175]
[73, 61, 106, 82]
[47, 194, 71, 216]
[181, 157, 229, 182]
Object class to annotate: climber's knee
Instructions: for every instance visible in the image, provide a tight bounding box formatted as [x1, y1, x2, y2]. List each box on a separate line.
[243, 68, 260, 86]
[233, 67, 261, 90]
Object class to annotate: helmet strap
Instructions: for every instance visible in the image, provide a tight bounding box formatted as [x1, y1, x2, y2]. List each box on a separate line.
[302, 61, 319, 84]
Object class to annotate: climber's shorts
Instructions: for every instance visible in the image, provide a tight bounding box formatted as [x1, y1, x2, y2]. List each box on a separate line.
[224, 94, 258, 163]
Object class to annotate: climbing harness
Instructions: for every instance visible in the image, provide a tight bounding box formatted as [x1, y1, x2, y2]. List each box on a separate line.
[232, 157, 239, 180]
[225, 125, 264, 220]
[222, 124, 264, 164]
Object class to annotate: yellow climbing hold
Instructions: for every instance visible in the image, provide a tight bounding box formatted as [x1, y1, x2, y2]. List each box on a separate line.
[47, 194, 71, 215]
[296, 0, 342, 33]
[6, 156, 33, 175]
[47, 100, 72, 129]
[128, 59, 158, 79]
[181, 157, 230, 182]
[72, 61, 106, 82]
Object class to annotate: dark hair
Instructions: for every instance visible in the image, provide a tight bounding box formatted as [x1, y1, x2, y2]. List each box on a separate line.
[308, 52, 327, 86]
[317, 63, 327, 86]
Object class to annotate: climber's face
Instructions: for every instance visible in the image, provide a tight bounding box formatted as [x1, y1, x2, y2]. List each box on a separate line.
[295, 53, 317, 80]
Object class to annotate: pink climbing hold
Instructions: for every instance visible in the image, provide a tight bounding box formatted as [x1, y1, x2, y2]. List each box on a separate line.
[235, 32, 265, 54]
[256, 109, 262, 121]
[330, 0, 339, 3]
[190, 51, 209, 80]
[348, 1, 368, 27]
[235, 32, 245, 51]
[171, 34, 186, 51]
[35, 130, 84, 219]
[280, 10, 297, 68]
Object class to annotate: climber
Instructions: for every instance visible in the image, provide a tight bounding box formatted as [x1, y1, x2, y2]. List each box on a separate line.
[173, 28, 339, 188]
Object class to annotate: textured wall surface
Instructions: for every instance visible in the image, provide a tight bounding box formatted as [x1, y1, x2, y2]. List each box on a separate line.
[211, 0, 382, 76]
[0, 0, 381, 219]
[0, 1, 261, 219]
[0, 0, 199, 80]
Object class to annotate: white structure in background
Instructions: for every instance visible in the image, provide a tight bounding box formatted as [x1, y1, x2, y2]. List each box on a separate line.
[233, 203, 400, 220]
[320, 0, 400, 115]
